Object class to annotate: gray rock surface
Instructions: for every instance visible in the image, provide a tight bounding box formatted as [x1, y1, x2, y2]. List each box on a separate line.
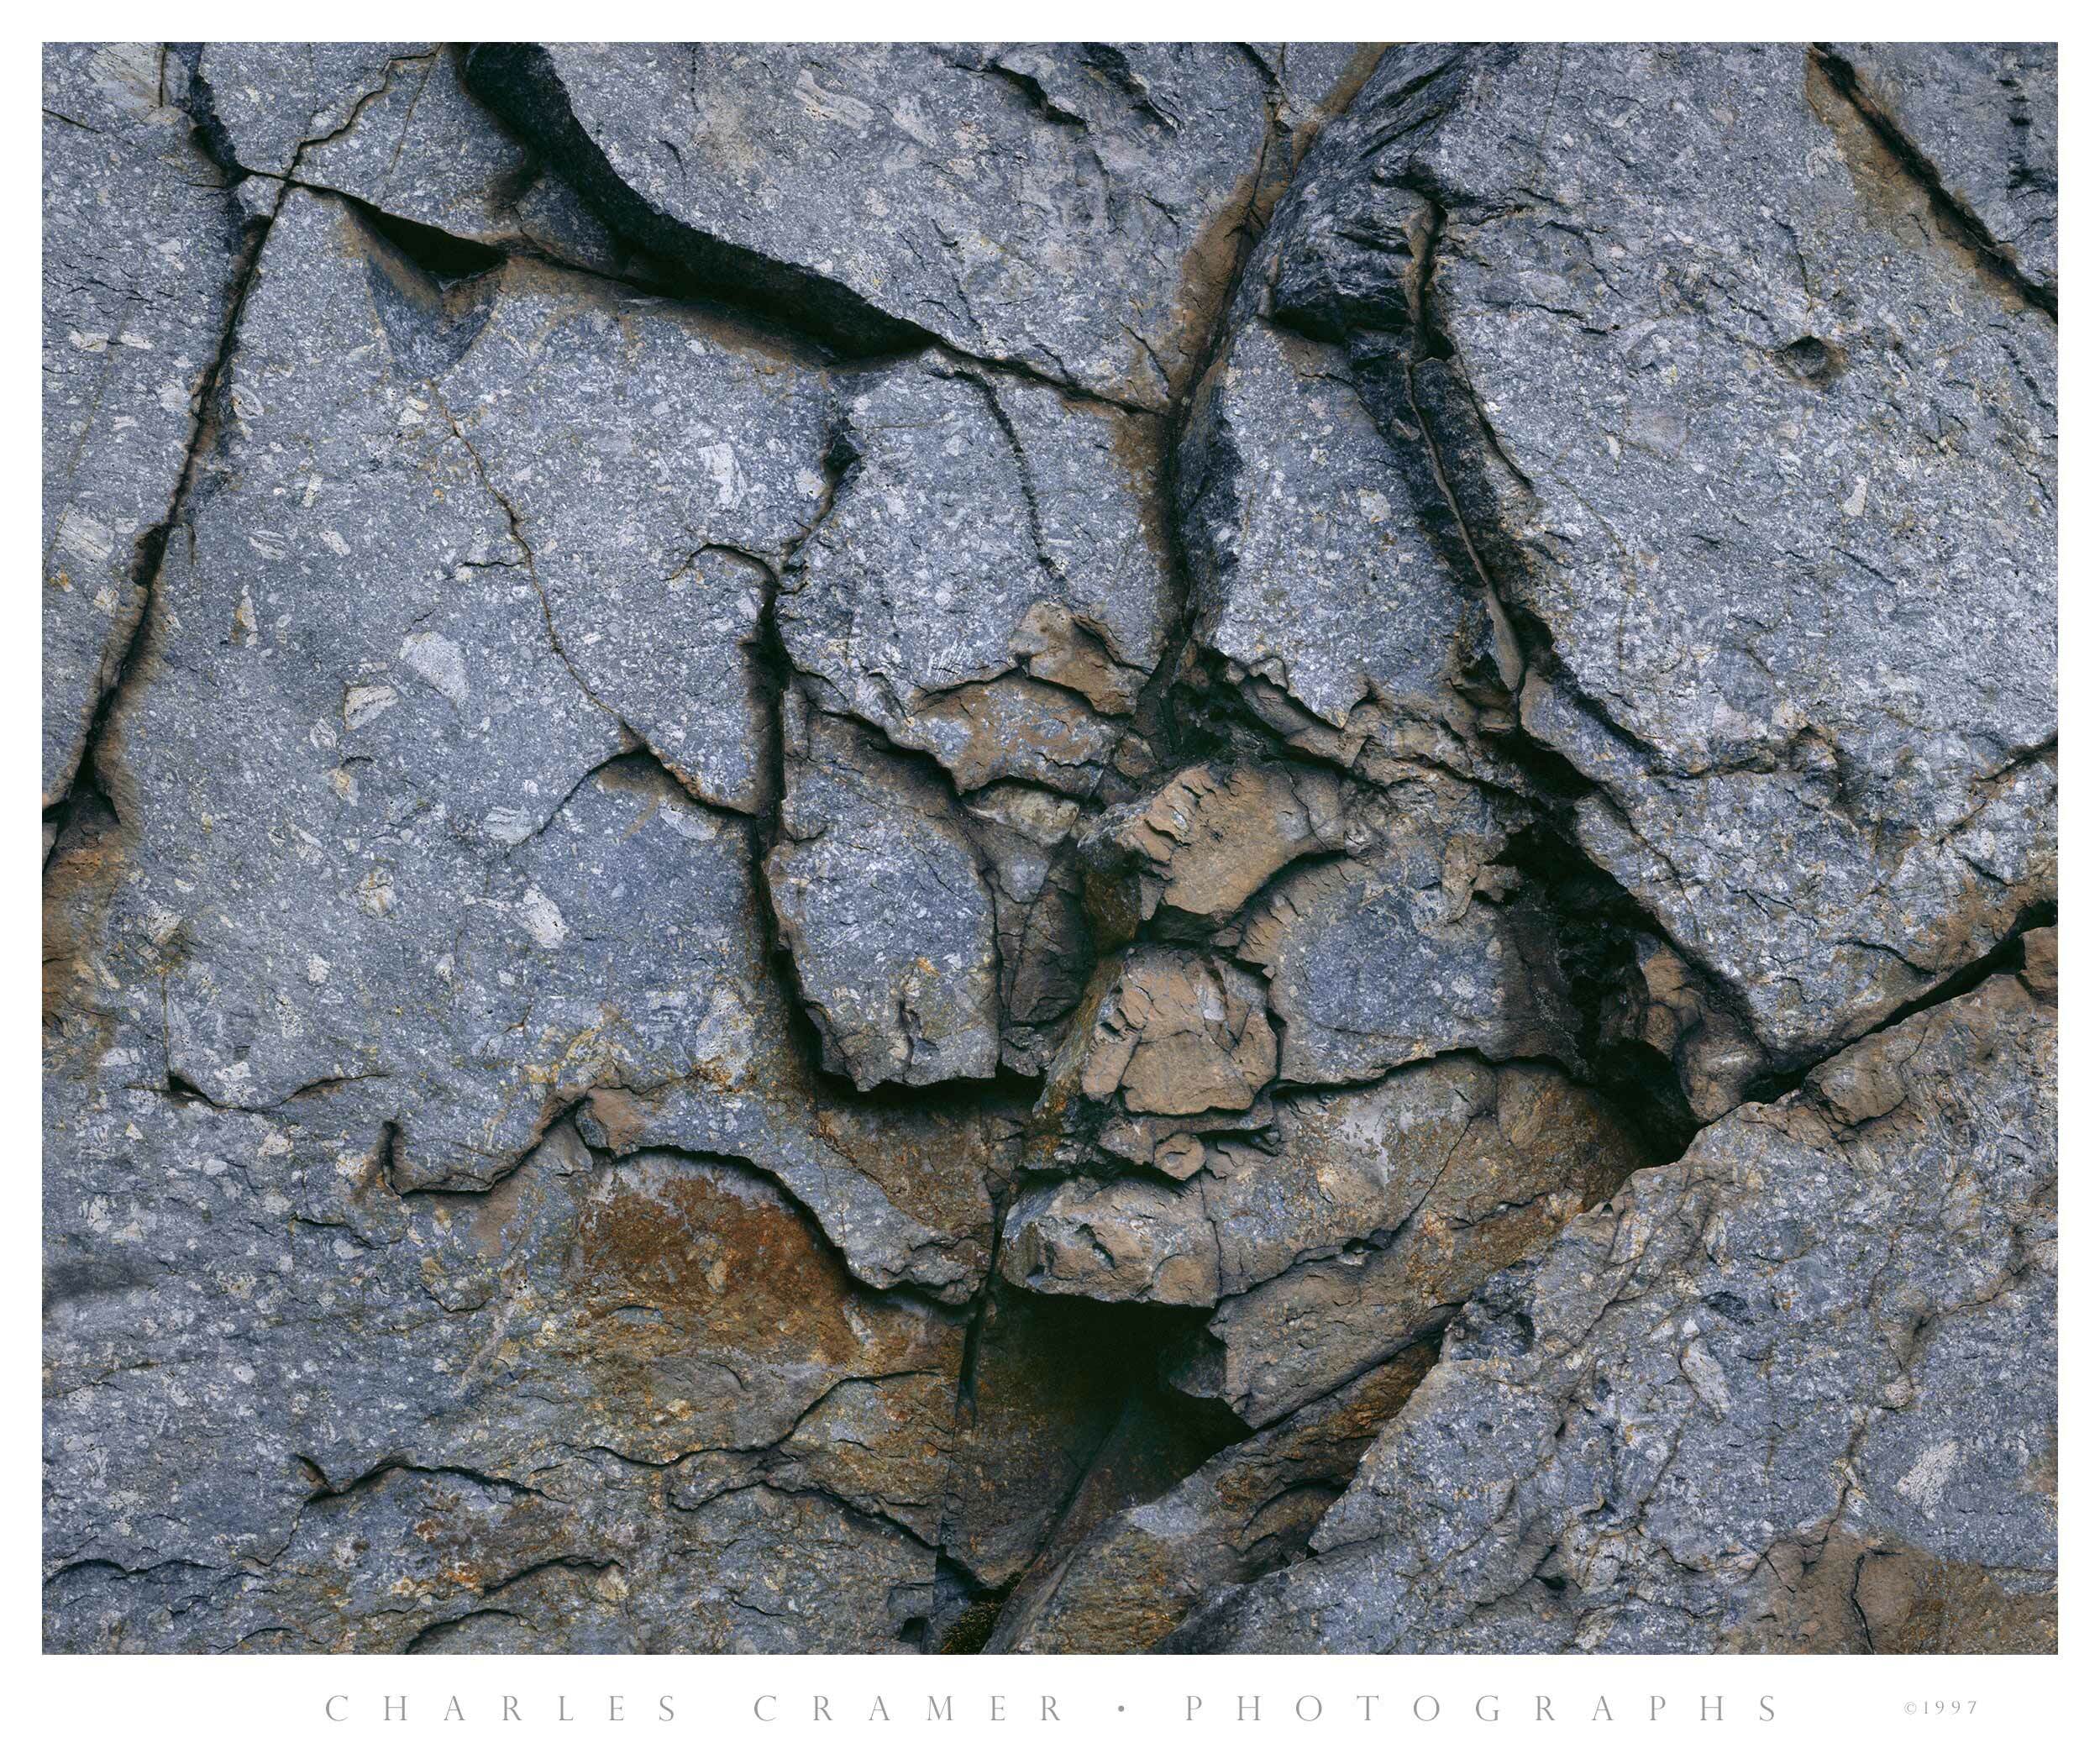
[780, 349, 1170, 790]
[189, 43, 434, 180]
[45, 41, 2055, 1659]
[1168, 945, 2057, 1652]
[768, 706, 1002, 1089]
[444, 266, 832, 814]
[1254, 42, 2057, 1074]
[1236, 779, 1581, 1085]
[465, 43, 1327, 410]
[43, 45, 250, 809]
[1824, 42, 2057, 302]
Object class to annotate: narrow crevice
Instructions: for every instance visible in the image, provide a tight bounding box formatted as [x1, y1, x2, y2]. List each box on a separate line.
[462, 42, 937, 365]
[465, 43, 1163, 414]
[924, 1192, 1012, 1652]
[42, 153, 283, 847]
[391, 1098, 585, 1202]
[1311, 197, 1784, 1131]
[744, 433, 874, 1098]
[1811, 44, 2055, 319]
[373, 1120, 403, 1197]
[1742, 901, 2055, 1106]
[290, 1452, 552, 1509]
[279, 170, 868, 371]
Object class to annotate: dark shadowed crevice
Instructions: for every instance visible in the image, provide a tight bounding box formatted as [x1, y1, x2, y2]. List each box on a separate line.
[350, 197, 506, 281]
[1810, 43, 2055, 319]
[43, 121, 282, 848]
[1742, 901, 2056, 1106]
[463, 42, 932, 360]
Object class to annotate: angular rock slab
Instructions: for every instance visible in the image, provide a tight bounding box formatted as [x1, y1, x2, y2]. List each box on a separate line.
[43, 45, 249, 807]
[1170, 955, 2056, 1651]
[1081, 760, 1349, 935]
[1266, 43, 2056, 1069]
[465, 42, 1283, 408]
[188, 43, 434, 177]
[782, 350, 1170, 794]
[766, 709, 1001, 1089]
[444, 265, 832, 813]
[965, 785, 1097, 1075]
[1020, 945, 1279, 1180]
[71, 186, 992, 1299]
[1237, 774, 1579, 1085]
[1178, 315, 1488, 738]
[289, 45, 647, 280]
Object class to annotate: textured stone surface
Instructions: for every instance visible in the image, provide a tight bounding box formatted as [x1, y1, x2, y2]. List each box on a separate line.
[1010, 1057, 1645, 1423]
[1236, 780, 1581, 1085]
[189, 43, 434, 179]
[45, 42, 2055, 1659]
[1257, 42, 2057, 1074]
[43, 45, 250, 809]
[1169, 957, 2057, 1652]
[768, 707, 1001, 1089]
[444, 269, 831, 815]
[780, 349, 1170, 790]
[1084, 760, 1347, 932]
[465, 43, 1295, 410]
[1180, 317, 1486, 738]
[1824, 41, 2058, 302]
[992, 1343, 1439, 1652]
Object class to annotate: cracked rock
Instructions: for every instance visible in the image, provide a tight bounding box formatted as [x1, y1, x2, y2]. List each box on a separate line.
[1169, 955, 2056, 1651]
[1260, 43, 2057, 1075]
[442, 265, 832, 814]
[990, 1342, 1439, 1652]
[1082, 760, 1349, 934]
[1010, 1055, 1645, 1423]
[187, 43, 436, 179]
[1023, 947, 1278, 1179]
[1823, 42, 2057, 302]
[43, 45, 254, 809]
[1238, 778, 1581, 1085]
[465, 43, 1285, 409]
[767, 706, 1002, 1089]
[44, 41, 2055, 1662]
[780, 350, 1170, 794]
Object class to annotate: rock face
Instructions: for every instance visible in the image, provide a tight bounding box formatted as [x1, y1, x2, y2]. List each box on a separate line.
[1250, 43, 2056, 1077]
[45, 41, 2055, 1658]
[1168, 940, 2058, 1654]
[43, 46, 254, 812]
[463, 44, 1369, 412]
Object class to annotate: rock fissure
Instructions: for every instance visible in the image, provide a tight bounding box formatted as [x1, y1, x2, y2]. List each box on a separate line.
[42, 39, 2055, 1661]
